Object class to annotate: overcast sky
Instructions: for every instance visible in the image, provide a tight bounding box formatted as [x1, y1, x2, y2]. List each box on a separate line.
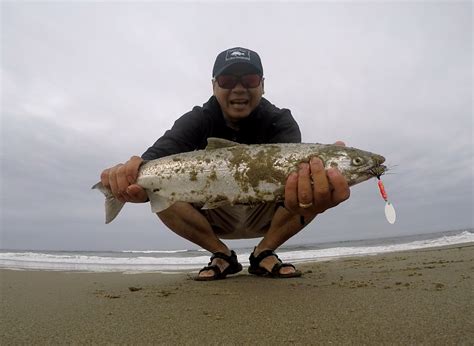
[1, 1, 472, 251]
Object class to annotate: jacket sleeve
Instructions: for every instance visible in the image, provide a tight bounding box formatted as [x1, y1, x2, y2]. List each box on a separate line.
[141, 108, 206, 160]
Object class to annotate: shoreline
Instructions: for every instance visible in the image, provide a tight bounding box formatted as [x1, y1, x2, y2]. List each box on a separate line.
[2, 238, 473, 274]
[1, 243, 473, 344]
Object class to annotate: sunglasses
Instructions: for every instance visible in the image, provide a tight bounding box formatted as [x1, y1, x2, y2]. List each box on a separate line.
[214, 74, 263, 89]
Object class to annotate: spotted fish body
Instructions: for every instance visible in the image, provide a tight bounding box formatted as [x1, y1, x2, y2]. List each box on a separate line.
[93, 138, 386, 223]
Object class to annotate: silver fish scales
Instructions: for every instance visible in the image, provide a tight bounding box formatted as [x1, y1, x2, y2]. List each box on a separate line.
[93, 138, 386, 223]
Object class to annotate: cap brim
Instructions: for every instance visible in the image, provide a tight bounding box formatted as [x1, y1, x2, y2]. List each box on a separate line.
[214, 62, 262, 77]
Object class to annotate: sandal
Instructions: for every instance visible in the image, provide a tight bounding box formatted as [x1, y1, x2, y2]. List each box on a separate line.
[248, 248, 302, 278]
[195, 250, 243, 281]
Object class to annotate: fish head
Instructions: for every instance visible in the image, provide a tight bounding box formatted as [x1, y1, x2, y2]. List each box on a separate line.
[320, 146, 386, 186]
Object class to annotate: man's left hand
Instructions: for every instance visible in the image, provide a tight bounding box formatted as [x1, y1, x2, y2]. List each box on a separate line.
[284, 152, 350, 218]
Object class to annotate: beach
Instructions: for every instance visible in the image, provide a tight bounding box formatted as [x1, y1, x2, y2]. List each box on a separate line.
[1, 244, 472, 345]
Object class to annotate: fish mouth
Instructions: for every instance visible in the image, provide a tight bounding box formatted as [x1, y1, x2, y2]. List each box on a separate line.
[367, 154, 386, 178]
[368, 164, 387, 178]
[346, 164, 387, 186]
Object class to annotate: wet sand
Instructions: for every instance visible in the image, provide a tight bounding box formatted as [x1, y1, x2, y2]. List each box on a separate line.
[1, 244, 473, 344]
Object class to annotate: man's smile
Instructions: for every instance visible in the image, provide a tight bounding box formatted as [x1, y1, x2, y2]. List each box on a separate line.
[230, 99, 249, 105]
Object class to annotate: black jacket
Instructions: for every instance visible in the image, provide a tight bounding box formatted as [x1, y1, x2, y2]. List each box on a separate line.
[141, 96, 301, 160]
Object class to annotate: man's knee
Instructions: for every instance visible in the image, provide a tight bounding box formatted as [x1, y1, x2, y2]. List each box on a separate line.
[157, 202, 196, 222]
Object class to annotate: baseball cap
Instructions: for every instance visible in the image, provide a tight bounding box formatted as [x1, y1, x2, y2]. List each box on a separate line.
[212, 47, 263, 78]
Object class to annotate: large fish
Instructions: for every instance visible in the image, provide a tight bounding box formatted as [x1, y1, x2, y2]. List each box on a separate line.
[93, 138, 386, 223]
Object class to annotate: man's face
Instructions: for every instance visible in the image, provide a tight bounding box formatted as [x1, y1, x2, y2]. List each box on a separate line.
[212, 64, 264, 123]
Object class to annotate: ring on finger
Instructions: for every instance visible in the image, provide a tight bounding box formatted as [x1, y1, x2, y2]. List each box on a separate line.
[298, 202, 313, 209]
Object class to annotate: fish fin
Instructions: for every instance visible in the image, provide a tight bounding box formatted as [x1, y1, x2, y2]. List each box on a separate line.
[206, 137, 240, 150]
[92, 182, 125, 224]
[201, 199, 231, 210]
[148, 191, 173, 213]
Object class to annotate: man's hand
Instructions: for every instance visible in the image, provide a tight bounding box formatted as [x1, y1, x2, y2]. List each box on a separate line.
[284, 141, 350, 218]
[100, 156, 148, 203]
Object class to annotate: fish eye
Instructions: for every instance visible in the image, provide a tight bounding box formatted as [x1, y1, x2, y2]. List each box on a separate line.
[352, 157, 365, 166]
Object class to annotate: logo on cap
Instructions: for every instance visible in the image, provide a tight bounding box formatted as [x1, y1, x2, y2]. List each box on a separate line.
[225, 48, 250, 61]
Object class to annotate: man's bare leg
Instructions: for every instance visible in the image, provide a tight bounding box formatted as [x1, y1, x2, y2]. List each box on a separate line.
[253, 207, 315, 275]
[158, 202, 313, 277]
[157, 202, 232, 278]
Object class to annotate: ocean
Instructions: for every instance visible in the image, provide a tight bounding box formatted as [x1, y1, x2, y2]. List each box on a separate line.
[1, 229, 472, 273]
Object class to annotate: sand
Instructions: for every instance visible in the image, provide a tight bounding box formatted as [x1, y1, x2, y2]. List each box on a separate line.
[1, 244, 473, 345]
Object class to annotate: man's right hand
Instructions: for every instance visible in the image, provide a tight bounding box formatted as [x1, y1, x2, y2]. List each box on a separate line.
[100, 156, 148, 203]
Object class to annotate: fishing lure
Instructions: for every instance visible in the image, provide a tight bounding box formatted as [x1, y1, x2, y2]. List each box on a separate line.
[377, 178, 396, 224]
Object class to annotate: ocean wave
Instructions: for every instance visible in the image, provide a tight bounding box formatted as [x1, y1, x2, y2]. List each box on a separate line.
[1, 230, 472, 273]
[0, 251, 212, 272]
[121, 249, 190, 254]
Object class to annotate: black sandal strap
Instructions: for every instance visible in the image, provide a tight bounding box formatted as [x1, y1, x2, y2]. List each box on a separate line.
[207, 250, 242, 276]
[198, 264, 221, 276]
[271, 262, 296, 276]
[249, 249, 281, 267]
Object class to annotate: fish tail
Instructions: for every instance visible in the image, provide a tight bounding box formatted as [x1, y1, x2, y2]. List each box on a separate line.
[91, 182, 125, 224]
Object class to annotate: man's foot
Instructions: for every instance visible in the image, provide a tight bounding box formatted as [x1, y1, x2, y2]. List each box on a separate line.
[195, 250, 243, 281]
[248, 248, 302, 278]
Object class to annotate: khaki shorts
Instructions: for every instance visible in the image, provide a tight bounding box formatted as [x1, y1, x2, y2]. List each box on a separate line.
[197, 203, 280, 239]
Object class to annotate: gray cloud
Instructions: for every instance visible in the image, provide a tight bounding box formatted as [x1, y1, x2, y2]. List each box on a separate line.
[1, 2, 472, 251]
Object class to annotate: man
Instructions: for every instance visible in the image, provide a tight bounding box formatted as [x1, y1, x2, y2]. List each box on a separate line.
[100, 47, 350, 280]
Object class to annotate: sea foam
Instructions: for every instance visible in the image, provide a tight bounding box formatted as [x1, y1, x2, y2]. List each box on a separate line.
[1, 230, 472, 273]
